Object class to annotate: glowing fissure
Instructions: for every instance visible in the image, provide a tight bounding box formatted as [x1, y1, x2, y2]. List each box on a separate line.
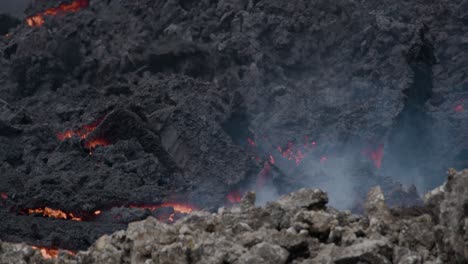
[26, 0, 89, 27]
[226, 135, 386, 204]
[57, 117, 110, 151]
[23, 207, 101, 222]
[57, 118, 102, 141]
[129, 202, 197, 222]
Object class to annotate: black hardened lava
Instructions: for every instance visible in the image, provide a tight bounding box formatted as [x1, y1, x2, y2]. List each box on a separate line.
[0, 0, 466, 253]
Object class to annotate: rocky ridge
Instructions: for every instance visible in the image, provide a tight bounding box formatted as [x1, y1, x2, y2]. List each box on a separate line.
[1, 169, 467, 264]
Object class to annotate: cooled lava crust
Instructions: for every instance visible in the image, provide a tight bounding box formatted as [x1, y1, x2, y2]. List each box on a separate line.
[0, 0, 466, 251]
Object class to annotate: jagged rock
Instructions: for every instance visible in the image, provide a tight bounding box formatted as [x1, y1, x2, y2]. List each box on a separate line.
[434, 169, 468, 262]
[0, 0, 467, 258]
[1, 170, 468, 263]
[277, 189, 328, 211]
[332, 239, 393, 264]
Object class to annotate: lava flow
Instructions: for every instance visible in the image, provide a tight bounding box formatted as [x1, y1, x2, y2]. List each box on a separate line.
[31, 246, 75, 259]
[57, 118, 102, 141]
[57, 117, 110, 151]
[84, 138, 111, 150]
[25, 207, 82, 221]
[226, 134, 386, 204]
[26, 0, 89, 27]
[129, 202, 197, 222]
[23, 207, 101, 221]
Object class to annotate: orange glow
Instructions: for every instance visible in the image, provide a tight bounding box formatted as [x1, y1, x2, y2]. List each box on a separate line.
[277, 141, 315, 166]
[131, 202, 196, 214]
[0, 192, 7, 200]
[57, 117, 111, 152]
[31, 246, 76, 259]
[26, 0, 89, 27]
[227, 190, 242, 203]
[26, 207, 83, 221]
[84, 138, 110, 150]
[94, 210, 102, 215]
[129, 202, 197, 222]
[57, 118, 102, 142]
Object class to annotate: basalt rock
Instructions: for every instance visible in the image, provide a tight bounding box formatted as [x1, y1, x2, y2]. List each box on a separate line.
[1, 169, 466, 264]
[0, 0, 467, 253]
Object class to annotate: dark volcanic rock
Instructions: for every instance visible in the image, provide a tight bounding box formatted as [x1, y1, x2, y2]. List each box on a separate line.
[0, 0, 466, 252]
[1, 169, 466, 264]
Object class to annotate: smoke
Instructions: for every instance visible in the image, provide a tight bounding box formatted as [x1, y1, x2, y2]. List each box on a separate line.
[0, 0, 30, 17]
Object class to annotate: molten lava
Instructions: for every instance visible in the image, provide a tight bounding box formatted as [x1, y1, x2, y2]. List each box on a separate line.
[31, 246, 75, 259]
[84, 138, 111, 150]
[0, 192, 7, 200]
[26, 0, 89, 27]
[130, 202, 196, 214]
[24, 207, 102, 221]
[57, 117, 111, 152]
[129, 202, 197, 222]
[57, 118, 102, 141]
[26, 207, 83, 221]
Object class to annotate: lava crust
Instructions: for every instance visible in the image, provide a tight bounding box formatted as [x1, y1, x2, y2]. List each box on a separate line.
[0, 0, 466, 253]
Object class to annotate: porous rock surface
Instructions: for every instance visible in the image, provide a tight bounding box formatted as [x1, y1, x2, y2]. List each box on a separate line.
[1, 169, 467, 264]
[0, 0, 467, 251]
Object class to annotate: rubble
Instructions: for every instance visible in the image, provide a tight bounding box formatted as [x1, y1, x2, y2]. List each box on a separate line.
[0, 169, 466, 264]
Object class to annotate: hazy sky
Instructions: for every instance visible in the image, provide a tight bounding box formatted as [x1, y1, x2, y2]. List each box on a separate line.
[0, 0, 30, 17]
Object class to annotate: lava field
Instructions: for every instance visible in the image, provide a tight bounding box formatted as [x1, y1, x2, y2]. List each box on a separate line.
[0, 0, 467, 258]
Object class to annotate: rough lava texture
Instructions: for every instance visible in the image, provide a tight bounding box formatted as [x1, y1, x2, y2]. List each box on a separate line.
[0, 0, 466, 252]
[1, 169, 467, 264]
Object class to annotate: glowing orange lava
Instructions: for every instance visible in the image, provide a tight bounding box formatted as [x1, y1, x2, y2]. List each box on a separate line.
[57, 117, 110, 152]
[25, 208, 101, 221]
[84, 138, 111, 150]
[31, 246, 76, 259]
[26, 207, 83, 221]
[57, 118, 102, 141]
[26, 0, 89, 27]
[129, 202, 197, 222]
[130, 202, 196, 214]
